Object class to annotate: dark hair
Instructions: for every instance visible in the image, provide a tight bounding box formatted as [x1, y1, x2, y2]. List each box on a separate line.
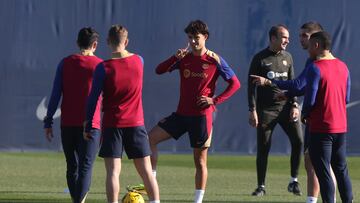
[77, 27, 99, 49]
[310, 31, 332, 50]
[268, 24, 288, 40]
[184, 20, 210, 39]
[107, 24, 128, 46]
[301, 21, 323, 33]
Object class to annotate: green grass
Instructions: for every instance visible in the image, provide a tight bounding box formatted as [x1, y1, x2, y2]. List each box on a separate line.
[0, 152, 358, 202]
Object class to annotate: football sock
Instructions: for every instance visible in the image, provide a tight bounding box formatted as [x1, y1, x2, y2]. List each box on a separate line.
[194, 189, 205, 203]
[306, 196, 317, 203]
[149, 201, 160, 203]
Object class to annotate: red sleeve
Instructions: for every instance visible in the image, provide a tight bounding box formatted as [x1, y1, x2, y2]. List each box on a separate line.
[155, 55, 178, 74]
[213, 75, 240, 105]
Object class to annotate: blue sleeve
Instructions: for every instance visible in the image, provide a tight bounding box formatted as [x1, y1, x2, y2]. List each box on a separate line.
[85, 63, 105, 132]
[285, 86, 305, 97]
[217, 56, 235, 80]
[44, 60, 64, 128]
[272, 59, 311, 94]
[346, 72, 351, 104]
[273, 65, 307, 93]
[302, 63, 321, 118]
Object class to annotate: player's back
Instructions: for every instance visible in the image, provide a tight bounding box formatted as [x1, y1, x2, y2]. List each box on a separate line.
[309, 58, 349, 133]
[61, 54, 102, 127]
[101, 54, 144, 127]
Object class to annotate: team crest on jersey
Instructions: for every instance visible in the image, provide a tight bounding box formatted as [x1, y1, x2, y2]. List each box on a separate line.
[282, 60, 288, 66]
[183, 69, 191, 78]
[202, 63, 209, 69]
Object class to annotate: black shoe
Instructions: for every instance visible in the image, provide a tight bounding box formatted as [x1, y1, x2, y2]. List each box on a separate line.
[288, 181, 302, 196]
[251, 186, 266, 196]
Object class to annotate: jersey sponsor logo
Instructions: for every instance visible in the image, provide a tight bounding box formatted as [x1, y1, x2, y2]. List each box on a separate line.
[266, 71, 287, 79]
[183, 69, 208, 79]
[36, 96, 61, 121]
[282, 60, 288, 66]
[183, 69, 191, 78]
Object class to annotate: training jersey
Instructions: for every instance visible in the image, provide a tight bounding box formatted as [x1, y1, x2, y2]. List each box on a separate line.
[86, 54, 144, 131]
[302, 58, 351, 133]
[44, 54, 102, 129]
[272, 58, 312, 97]
[248, 48, 297, 111]
[156, 50, 240, 116]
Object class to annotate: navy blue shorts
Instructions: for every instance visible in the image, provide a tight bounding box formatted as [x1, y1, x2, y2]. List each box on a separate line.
[157, 112, 213, 148]
[98, 126, 151, 159]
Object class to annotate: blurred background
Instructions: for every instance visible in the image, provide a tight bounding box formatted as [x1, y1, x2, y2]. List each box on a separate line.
[0, 0, 359, 154]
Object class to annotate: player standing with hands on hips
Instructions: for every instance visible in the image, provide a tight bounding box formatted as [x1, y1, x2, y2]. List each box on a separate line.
[148, 20, 240, 203]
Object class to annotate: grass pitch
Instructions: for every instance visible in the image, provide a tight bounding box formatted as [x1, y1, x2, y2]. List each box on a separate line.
[0, 152, 358, 202]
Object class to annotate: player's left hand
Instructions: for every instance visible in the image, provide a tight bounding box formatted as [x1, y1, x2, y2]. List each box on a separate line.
[83, 131, 92, 141]
[44, 128, 53, 142]
[250, 75, 272, 86]
[197, 96, 214, 108]
[290, 107, 300, 122]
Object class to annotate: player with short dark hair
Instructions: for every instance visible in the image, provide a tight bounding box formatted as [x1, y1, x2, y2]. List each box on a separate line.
[248, 24, 303, 196]
[250, 21, 339, 203]
[149, 20, 240, 203]
[302, 31, 353, 203]
[44, 27, 102, 203]
[84, 24, 160, 203]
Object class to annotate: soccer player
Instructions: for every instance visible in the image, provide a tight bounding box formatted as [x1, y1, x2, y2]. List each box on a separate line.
[43, 27, 102, 203]
[148, 20, 240, 203]
[247, 24, 303, 196]
[250, 22, 337, 203]
[84, 25, 160, 203]
[302, 31, 353, 203]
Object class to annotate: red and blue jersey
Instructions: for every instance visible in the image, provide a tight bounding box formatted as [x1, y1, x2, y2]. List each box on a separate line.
[45, 54, 102, 129]
[156, 50, 240, 116]
[86, 54, 145, 131]
[302, 58, 351, 133]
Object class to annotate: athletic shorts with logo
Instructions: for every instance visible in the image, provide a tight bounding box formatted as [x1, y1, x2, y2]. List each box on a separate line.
[157, 112, 213, 148]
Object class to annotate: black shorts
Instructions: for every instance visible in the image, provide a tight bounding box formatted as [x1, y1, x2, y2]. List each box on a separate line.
[99, 126, 151, 159]
[157, 112, 213, 148]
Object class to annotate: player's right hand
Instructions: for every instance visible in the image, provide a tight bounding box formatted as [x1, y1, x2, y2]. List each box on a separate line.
[45, 128, 53, 142]
[175, 49, 188, 59]
[248, 111, 258, 128]
[175, 43, 190, 59]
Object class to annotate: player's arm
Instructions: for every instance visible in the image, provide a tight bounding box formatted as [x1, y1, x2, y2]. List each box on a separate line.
[155, 47, 190, 74]
[273, 66, 307, 93]
[287, 56, 298, 105]
[346, 71, 351, 104]
[247, 55, 260, 127]
[197, 56, 240, 108]
[301, 64, 320, 123]
[84, 63, 105, 135]
[213, 56, 240, 105]
[43, 60, 64, 141]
